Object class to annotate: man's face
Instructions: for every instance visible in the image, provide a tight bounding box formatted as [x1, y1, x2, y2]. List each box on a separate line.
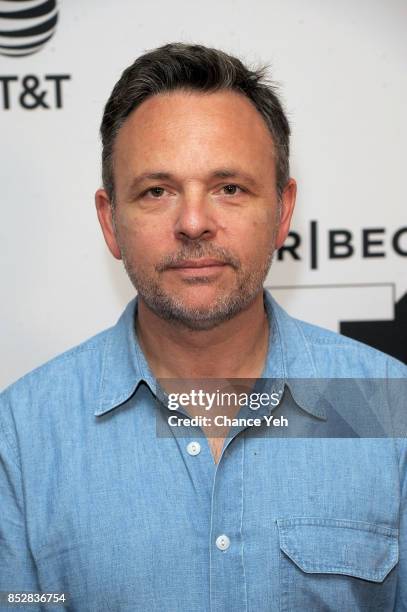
[96, 89, 295, 330]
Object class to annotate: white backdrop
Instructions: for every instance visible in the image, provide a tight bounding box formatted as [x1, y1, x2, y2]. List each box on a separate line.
[1, 0, 406, 389]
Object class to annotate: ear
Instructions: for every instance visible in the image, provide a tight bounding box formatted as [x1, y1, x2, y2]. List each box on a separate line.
[95, 188, 122, 260]
[275, 178, 297, 249]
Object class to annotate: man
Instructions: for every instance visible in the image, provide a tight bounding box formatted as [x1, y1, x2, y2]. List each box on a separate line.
[0, 42, 406, 611]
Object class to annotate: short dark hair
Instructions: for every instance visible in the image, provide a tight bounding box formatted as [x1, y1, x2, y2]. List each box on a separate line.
[100, 42, 290, 205]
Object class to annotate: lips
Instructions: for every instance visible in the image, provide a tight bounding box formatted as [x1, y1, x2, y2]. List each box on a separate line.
[169, 259, 227, 269]
[165, 259, 229, 279]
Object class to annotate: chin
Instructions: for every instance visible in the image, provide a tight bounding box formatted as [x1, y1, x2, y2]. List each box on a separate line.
[178, 298, 220, 313]
[176, 286, 228, 305]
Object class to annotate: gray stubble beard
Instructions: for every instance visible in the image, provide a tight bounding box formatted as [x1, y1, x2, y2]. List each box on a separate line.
[119, 245, 276, 331]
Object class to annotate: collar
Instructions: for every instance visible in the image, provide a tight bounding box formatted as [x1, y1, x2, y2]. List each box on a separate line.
[96, 298, 154, 416]
[95, 290, 326, 420]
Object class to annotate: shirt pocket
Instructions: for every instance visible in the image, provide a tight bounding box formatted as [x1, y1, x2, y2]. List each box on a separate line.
[276, 517, 398, 612]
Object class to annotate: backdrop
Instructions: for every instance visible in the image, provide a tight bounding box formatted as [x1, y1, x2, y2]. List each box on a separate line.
[1, 0, 406, 389]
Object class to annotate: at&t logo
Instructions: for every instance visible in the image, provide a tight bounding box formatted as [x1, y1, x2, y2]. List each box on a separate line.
[0, 1, 71, 109]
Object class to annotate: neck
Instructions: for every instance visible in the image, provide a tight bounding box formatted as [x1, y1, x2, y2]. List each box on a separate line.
[135, 290, 270, 379]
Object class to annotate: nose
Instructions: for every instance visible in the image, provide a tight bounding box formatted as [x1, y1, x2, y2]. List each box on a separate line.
[173, 188, 218, 242]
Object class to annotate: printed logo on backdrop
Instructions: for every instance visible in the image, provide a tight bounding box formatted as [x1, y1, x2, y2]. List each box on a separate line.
[0, 0, 70, 109]
[274, 220, 407, 364]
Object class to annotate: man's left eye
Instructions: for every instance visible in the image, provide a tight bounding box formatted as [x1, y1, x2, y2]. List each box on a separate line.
[221, 184, 243, 195]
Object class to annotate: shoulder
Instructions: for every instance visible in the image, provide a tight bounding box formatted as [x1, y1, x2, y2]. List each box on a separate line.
[292, 315, 407, 378]
[0, 325, 112, 416]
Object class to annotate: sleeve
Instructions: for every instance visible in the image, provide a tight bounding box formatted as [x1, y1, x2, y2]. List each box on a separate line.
[0, 394, 41, 611]
[388, 358, 407, 611]
[395, 438, 407, 611]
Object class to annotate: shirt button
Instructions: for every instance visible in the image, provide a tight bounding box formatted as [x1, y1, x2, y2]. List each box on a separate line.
[215, 534, 230, 550]
[186, 441, 201, 456]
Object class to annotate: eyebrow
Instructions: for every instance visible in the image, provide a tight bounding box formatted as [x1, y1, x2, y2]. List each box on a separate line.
[210, 168, 259, 187]
[126, 167, 259, 197]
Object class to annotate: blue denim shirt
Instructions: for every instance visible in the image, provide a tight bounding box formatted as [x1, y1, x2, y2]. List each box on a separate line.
[1, 290, 407, 612]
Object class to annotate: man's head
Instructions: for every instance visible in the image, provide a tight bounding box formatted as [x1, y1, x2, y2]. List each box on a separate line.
[96, 42, 296, 330]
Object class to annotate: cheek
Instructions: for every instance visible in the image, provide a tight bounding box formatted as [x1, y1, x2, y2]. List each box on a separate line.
[117, 219, 170, 265]
[225, 212, 276, 259]
[251, 210, 278, 248]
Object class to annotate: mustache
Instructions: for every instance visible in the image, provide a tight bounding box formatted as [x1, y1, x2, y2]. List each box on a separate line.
[156, 243, 241, 272]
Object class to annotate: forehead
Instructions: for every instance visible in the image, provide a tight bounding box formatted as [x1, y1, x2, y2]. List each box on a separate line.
[113, 89, 276, 184]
